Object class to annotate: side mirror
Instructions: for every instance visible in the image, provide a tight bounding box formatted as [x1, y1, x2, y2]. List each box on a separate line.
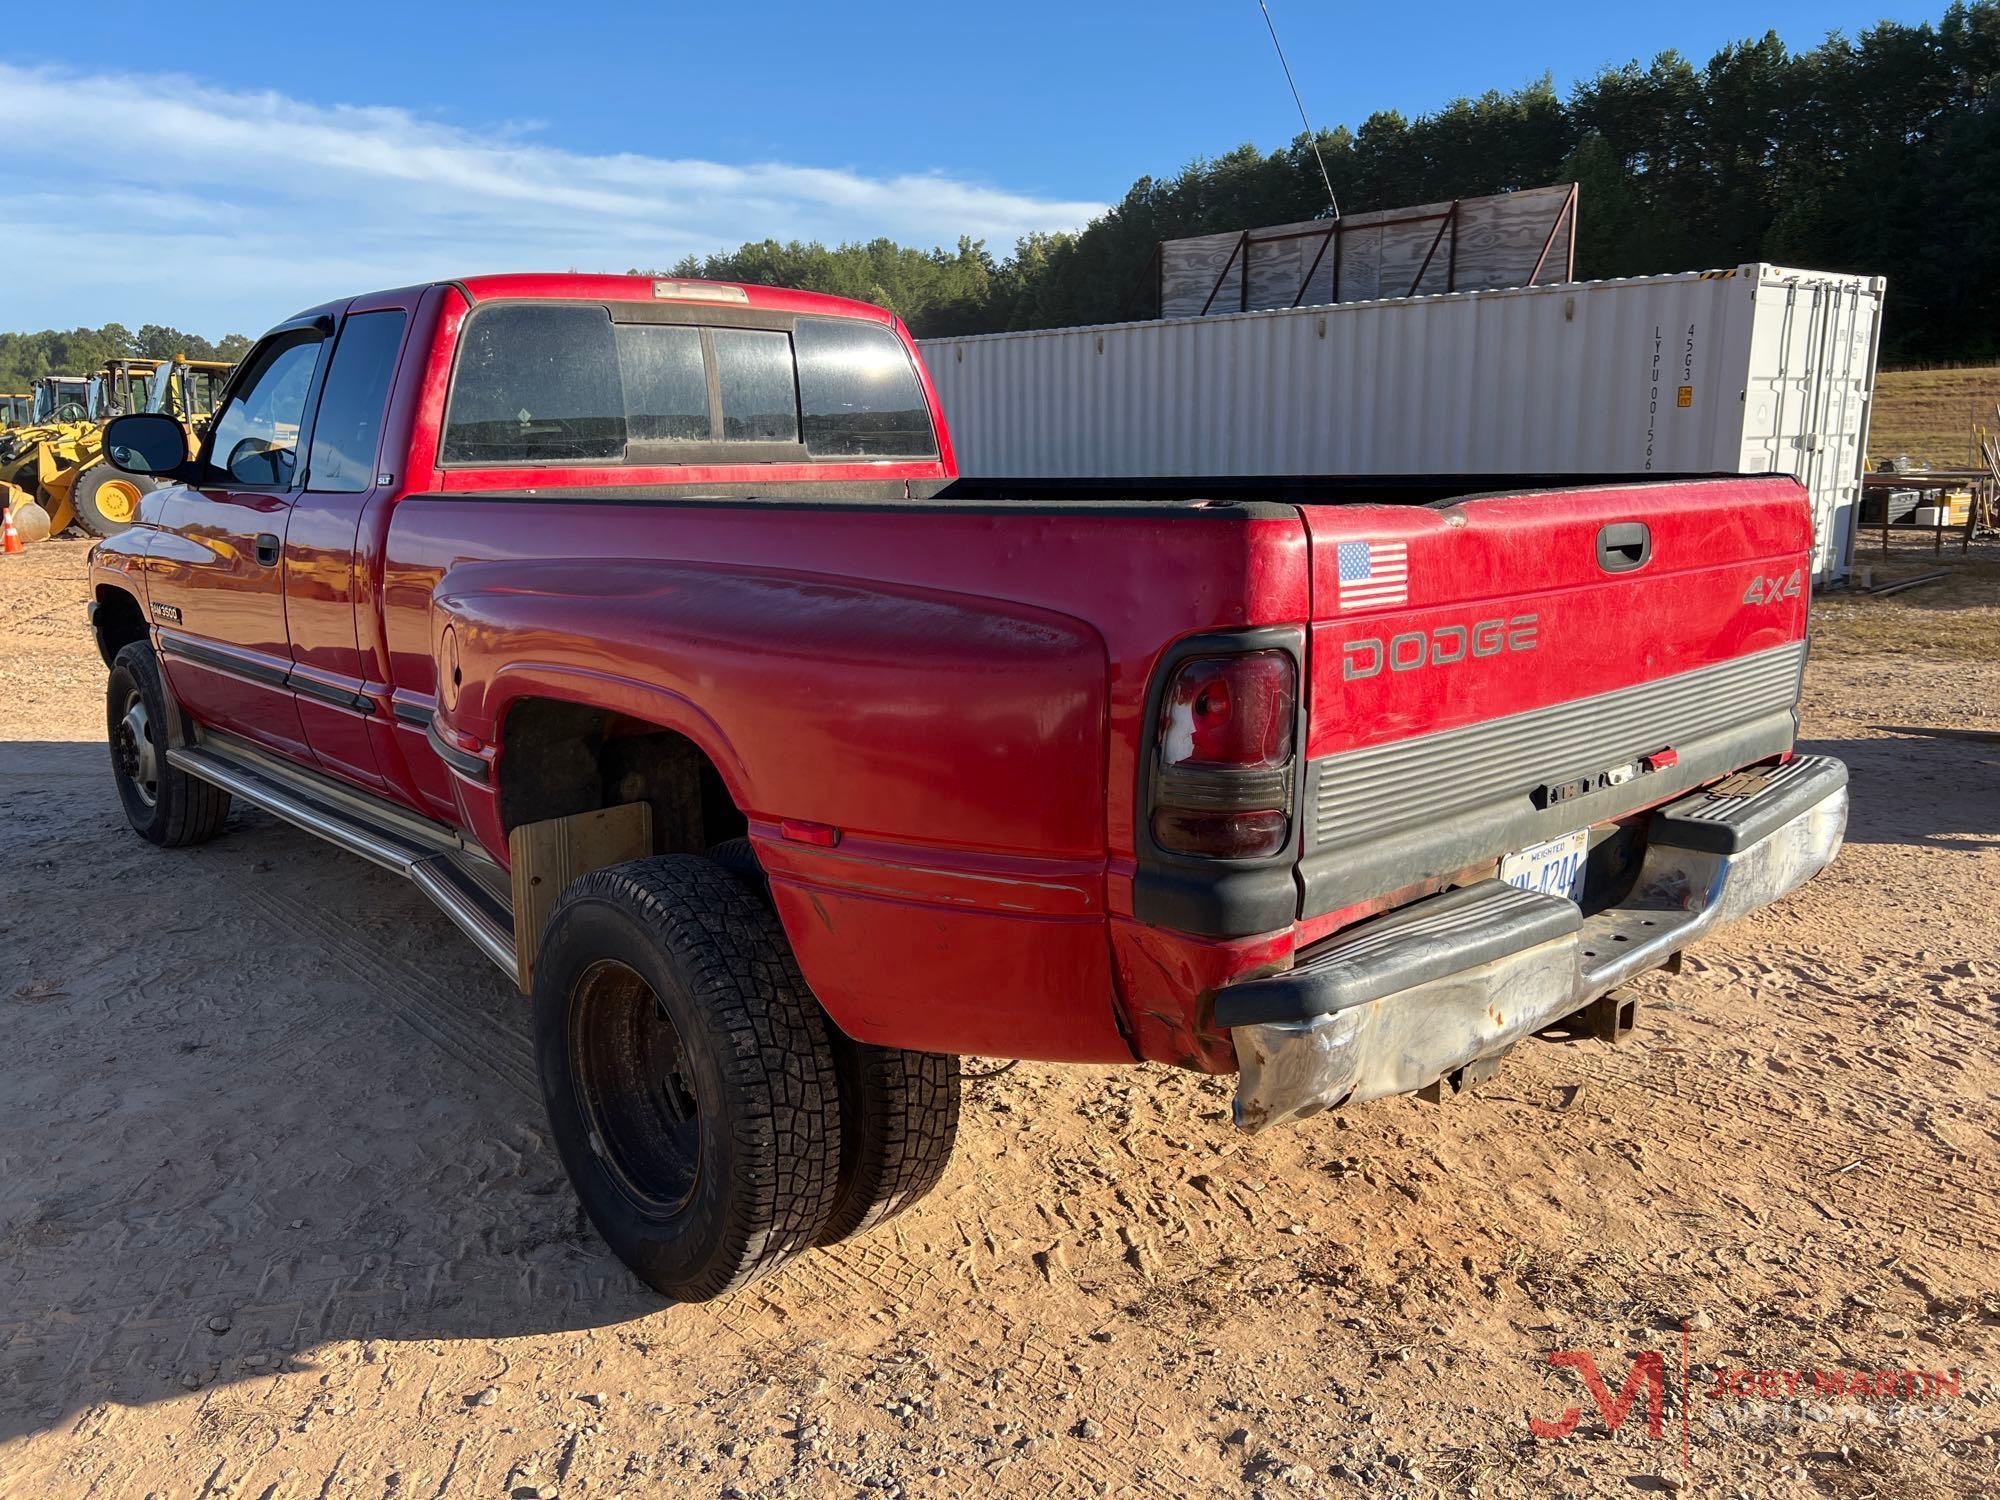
[104, 412, 190, 477]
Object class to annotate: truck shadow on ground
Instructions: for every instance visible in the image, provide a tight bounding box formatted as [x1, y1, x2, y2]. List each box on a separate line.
[1801, 732, 2000, 849]
[0, 741, 684, 1445]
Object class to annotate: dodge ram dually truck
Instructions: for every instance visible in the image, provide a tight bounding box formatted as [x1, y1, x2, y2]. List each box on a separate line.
[87, 274, 1848, 1302]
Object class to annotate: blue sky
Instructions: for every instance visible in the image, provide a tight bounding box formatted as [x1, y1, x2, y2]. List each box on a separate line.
[0, 0, 1942, 336]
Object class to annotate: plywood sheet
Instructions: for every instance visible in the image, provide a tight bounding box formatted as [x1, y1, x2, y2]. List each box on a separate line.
[1159, 184, 1574, 318]
[508, 801, 655, 994]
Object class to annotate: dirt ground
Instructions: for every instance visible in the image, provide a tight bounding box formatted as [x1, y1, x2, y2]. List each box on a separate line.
[2, 536, 1996, 1500]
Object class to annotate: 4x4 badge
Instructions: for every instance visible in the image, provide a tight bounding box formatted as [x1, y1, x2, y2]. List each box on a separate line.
[1743, 568, 1802, 606]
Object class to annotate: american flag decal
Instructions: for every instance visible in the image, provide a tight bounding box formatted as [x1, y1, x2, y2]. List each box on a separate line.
[1336, 539, 1408, 609]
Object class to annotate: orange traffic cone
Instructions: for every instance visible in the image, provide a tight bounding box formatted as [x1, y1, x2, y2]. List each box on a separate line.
[2, 501, 21, 555]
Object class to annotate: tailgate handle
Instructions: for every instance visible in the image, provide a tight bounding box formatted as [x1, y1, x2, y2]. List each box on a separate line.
[1596, 522, 1651, 573]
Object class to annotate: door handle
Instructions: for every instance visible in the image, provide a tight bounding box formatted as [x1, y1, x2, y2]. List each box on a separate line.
[254, 533, 280, 568]
[1596, 521, 1650, 573]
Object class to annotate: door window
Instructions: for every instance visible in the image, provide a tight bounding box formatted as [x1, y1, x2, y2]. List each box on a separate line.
[206, 333, 325, 487]
[308, 311, 409, 492]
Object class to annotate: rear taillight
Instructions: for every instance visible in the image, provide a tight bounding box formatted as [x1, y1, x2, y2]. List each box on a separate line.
[1158, 651, 1295, 769]
[1150, 650, 1298, 859]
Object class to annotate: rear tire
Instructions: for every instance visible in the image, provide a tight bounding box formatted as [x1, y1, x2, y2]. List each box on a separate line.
[707, 836, 961, 1243]
[531, 855, 843, 1301]
[107, 641, 231, 846]
[816, 1042, 960, 1245]
[71, 463, 157, 537]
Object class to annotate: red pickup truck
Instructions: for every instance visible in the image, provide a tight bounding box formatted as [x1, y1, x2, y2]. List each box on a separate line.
[87, 274, 1847, 1301]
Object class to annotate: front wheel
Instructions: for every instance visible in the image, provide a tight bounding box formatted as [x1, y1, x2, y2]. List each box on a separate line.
[531, 856, 843, 1301]
[107, 641, 231, 846]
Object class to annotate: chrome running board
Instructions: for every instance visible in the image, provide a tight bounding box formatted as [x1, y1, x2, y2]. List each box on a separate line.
[167, 739, 520, 984]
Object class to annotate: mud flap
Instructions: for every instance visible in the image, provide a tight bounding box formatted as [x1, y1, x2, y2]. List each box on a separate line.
[507, 802, 655, 994]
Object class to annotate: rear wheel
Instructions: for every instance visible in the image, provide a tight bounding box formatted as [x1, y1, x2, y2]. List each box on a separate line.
[71, 463, 156, 538]
[708, 837, 962, 1243]
[532, 856, 842, 1301]
[107, 641, 231, 846]
[816, 1040, 961, 1245]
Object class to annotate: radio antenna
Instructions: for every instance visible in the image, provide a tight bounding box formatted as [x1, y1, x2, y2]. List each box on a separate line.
[1257, 0, 1339, 220]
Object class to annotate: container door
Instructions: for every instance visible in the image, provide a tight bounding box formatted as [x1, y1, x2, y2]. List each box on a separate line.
[1814, 285, 1879, 582]
[1739, 275, 1877, 585]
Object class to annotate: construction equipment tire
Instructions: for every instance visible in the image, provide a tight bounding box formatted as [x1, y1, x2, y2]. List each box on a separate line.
[72, 464, 157, 538]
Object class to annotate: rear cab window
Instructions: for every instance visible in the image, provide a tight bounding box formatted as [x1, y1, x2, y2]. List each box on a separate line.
[439, 302, 938, 470]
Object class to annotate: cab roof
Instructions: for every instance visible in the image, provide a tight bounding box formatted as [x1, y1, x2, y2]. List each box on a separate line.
[457, 273, 897, 324]
[287, 274, 900, 330]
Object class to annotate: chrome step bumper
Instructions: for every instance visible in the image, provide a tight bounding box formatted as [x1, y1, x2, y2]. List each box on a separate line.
[1225, 755, 1848, 1131]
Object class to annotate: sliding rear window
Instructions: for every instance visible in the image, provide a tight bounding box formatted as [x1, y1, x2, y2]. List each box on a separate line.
[440, 303, 937, 466]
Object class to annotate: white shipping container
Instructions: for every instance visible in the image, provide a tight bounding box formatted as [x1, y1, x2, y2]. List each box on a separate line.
[920, 264, 1885, 582]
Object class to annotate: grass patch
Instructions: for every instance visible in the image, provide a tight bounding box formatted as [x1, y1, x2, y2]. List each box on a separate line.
[1870, 365, 2000, 467]
[1814, 545, 2000, 659]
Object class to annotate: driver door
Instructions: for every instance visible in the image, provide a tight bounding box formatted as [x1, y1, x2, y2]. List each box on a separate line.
[149, 320, 331, 763]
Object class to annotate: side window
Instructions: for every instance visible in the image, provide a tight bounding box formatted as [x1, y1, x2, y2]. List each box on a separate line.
[443, 305, 623, 464]
[794, 317, 938, 459]
[713, 329, 799, 442]
[308, 311, 408, 492]
[207, 334, 325, 486]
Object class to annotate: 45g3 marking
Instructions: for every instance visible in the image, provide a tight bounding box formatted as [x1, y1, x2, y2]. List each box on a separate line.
[1744, 567, 1803, 607]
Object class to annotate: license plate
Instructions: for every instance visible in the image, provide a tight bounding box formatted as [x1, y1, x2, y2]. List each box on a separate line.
[1499, 828, 1589, 903]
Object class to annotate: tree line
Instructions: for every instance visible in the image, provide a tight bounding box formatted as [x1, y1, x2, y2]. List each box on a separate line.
[0, 324, 253, 397]
[653, 2, 2000, 363]
[9, 3, 1992, 372]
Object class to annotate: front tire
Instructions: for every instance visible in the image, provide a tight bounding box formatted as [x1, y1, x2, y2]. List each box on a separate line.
[532, 856, 843, 1301]
[107, 641, 231, 846]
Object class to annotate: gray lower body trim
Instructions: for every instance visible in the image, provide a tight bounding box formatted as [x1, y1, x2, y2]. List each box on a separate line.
[160, 632, 376, 715]
[1299, 644, 1807, 919]
[1229, 755, 1848, 1131]
[426, 717, 491, 783]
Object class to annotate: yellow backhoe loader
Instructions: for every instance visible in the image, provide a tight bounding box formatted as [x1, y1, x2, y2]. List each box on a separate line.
[0, 392, 32, 430]
[3, 357, 231, 536]
[0, 375, 94, 536]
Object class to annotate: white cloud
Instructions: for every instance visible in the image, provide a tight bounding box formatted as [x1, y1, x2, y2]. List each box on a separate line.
[0, 63, 1104, 337]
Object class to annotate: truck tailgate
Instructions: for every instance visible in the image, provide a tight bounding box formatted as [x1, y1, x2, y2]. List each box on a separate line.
[1295, 477, 1812, 920]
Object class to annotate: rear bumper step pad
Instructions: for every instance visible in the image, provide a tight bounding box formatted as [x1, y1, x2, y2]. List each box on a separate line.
[1224, 755, 1848, 1131]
